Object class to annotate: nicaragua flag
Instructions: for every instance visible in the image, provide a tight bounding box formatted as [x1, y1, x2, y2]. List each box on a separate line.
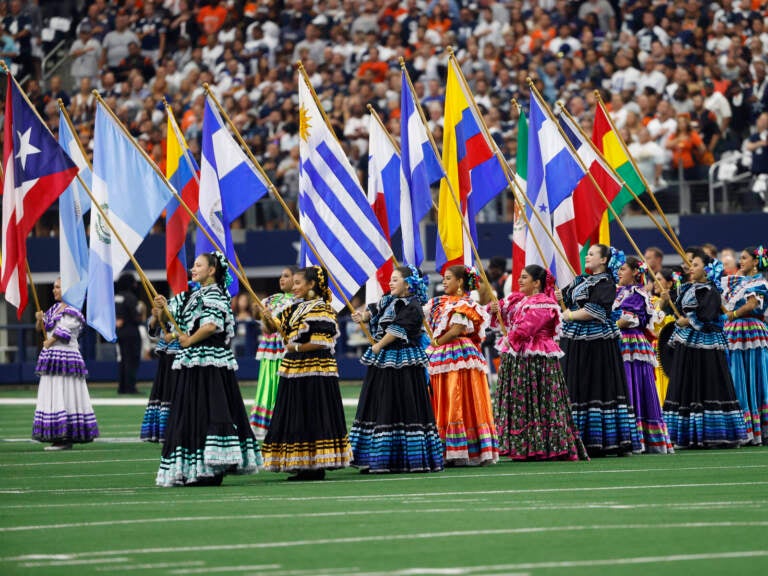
[365, 115, 398, 304]
[298, 72, 392, 311]
[527, 92, 584, 285]
[166, 108, 200, 295]
[197, 95, 268, 296]
[88, 101, 175, 341]
[435, 57, 507, 273]
[1, 75, 78, 318]
[399, 70, 443, 267]
[58, 109, 92, 310]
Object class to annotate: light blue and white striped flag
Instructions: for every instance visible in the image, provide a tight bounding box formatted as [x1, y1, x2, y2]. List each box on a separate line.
[58, 110, 92, 310]
[400, 71, 443, 266]
[298, 73, 392, 311]
[87, 102, 175, 341]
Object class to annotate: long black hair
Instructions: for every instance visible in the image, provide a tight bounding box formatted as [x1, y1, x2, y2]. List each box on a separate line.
[524, 264, 548, 292]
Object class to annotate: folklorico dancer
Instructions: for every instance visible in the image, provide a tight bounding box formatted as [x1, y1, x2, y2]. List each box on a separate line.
[32, 278, 99, 450]
[249, 266, 297, 440]
[486, 264, 587, 461]
[349, 265, 444, 473]
[651, 267, 683, 406]
[556, 244, 643, 457]
[614, 257, 673, 454]
[424, 265, 499, 466]
[663, 248, 748, 448]
[721, 245, 768, 445]
[260, 266, 353, 481]
[154, 252, 260, 487]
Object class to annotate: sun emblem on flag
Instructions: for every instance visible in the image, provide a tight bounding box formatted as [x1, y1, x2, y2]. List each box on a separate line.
[299, 105, 311, 142]
[95, 204, 111, 244]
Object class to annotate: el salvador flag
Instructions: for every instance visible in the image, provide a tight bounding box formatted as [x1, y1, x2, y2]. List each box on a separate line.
[87, 102, 175, 341]
[399, 71, 443, 267]
[58, 109, 92, 310]
[298, 72, 392, 311]
[197, 96, 269, 295]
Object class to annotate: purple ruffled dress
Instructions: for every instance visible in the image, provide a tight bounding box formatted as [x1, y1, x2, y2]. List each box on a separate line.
[32, 303, 99, 443]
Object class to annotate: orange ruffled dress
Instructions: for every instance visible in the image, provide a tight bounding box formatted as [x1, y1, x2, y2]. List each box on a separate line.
[424, 295, 499, 465]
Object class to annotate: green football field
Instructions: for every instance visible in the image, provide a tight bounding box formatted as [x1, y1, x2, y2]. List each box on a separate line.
[1, 383, 768, 576]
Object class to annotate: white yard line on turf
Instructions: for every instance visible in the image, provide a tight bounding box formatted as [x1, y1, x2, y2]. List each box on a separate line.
[21, 558, 130, 567]
[166, 565, 281, 574]
[2, 479, 768, 497]
[4, 501, 768, 533]
[4, 523, 768, 562]
[171, 568, 353, 576]
[0, 398, 359, 407]
[95, 561, 206, 572]
[2, 458, 157, 467]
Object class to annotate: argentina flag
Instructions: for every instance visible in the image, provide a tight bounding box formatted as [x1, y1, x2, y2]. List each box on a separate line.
[298, 71, 392, 311]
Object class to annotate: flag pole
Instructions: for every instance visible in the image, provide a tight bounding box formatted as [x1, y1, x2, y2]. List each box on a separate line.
[365, 104, 438, 343]
[440, 52, 579, 280]
[594, 93, 686, 257]
[397, 59, 510, 333]
[55, 99, 182, 331]
[159, 98, 274, 324]
[556, 102, 688, 262]
[526, 80, 679, 301]
[203, 80, 375, 345]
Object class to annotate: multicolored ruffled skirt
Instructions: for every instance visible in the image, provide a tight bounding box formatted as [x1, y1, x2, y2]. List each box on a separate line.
[725, 319, 768, 444]
[249, 358, 282, 440]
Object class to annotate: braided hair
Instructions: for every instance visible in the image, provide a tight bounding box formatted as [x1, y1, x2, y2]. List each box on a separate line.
[300, 265, 332, 302]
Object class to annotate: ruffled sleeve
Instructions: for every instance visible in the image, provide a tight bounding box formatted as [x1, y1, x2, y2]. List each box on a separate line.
[198, 289, 231, 333]
[386, 299, 423, 342]
[489, 292, 525, 330]
[510, 303, 558, 348]
[683, 284, 724, 331]
[286, 301, 340, 351]
[584, 276, 616, 322]
[616, 287, 654, 329]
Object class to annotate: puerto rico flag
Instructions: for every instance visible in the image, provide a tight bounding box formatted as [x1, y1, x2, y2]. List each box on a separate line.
[1, 74, 78, 317]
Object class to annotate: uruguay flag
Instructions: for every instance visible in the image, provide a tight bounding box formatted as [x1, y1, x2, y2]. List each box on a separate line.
[298, 72, 392, 311]
[527, 92, 584, 285]
[1, 75, 78, 318]
[58, 109, 92, 310]
[400, 70, 443, 267]
[197, 95, 268, 296]
[88, 101, 175, 341]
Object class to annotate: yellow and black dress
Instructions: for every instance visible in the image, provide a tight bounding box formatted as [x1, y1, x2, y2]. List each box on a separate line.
[261, 298, 353, 473]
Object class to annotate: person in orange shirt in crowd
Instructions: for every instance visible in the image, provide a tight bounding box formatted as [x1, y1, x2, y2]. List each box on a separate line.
[357, 47, 389, 83]
[666, 113, 707, 181]
[197, 0, 228, 43]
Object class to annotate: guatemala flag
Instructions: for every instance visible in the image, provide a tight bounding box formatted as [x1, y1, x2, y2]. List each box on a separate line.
[197, 95, 269, 295]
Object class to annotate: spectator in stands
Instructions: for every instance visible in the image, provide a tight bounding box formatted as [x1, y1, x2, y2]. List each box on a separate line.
[197, 0, 228, 41]
[746, 112, 768, 207]
[69, 24, 101, 88]
[42, 75, 69, 109]
[629, 127, 666, 191]
[136, 0, 166, 63]
[703, 77, 732, 139]
[4, 0, 35, 78]
[0, 20, 19, 70]
[667, 113, 707, 181]
[100, 9, 140, 78]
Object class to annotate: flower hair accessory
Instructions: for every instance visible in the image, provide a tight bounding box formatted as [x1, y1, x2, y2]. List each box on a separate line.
[404, 265, 429, 304]
[704, 258, 725, 288]
[635, 260, 649, 284]
[464, 265, 480, 292]
[671, 271, 682, 291]
[607, 247, 626, 283]
[753, 246, 768, 271]
[543, 270, 556, 300]
[212, 251, 234, 289]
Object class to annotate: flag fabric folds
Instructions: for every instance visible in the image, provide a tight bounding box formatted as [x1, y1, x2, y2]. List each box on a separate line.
[511, 111, 528, 292]
[592, 102, 647, 245]
[435, 58, 507, 273]
[58, 109, 92, 310]
[88, 101, 174, 341]
[197, 95, 269, 296]
[1, 75, 78, 317]
[365, 116, 398, 304]
[298, 72, 392, 311]
[527, 92, 585, 285]
[165, 109, 200, 295]
[399, 70, 443, 267]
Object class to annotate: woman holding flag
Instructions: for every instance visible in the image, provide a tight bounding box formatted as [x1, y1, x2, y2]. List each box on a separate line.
[249, 266, 297, 440]
[424, 265, 499, 466]
[154, 252, 260, 487]
[349, 265, 444, 473]
[614, 257, 673, 454]
[486, 264, 586, 461]
[260, 266, 353, 481]
[556, 244, 642, 457]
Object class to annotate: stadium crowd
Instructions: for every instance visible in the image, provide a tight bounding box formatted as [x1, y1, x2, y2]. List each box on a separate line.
[5, 0, 768, 234]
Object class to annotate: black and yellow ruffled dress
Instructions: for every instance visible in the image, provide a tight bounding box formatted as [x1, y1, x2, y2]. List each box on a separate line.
[260, 298, 353, 473]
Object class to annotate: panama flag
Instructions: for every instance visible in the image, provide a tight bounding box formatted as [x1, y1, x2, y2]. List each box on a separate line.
[58, 109, 92, 310]
[435, 57, 507, 272]
[365, 116, 398, 304]
[165, 108, 200, 295]
[400, 70, 443, 266]
[298, 71, 392, 311]
[197, 95, 269, 296]
[527, 92, 585, 284]
[88, 101, 175, 341]
[510, 110, 528, 292]
[1, 75, 78, 317]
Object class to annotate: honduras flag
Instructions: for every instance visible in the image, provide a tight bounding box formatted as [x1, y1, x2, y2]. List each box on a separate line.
[58, 109, 92, 310]
[197, 95, 269, 295]
[399, 70, 443, 267]
[298, 72, 392, 311]
[88, 102, 175, 341]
